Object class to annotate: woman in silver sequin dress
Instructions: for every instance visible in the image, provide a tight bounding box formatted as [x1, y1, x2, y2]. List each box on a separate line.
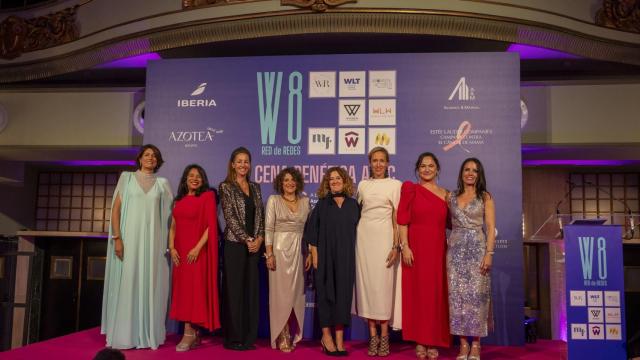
[446, 158, 496, 360]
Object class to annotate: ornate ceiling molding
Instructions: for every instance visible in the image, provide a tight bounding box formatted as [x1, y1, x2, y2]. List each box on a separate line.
[182, 0, 258, 9]
[0, 10, 639, 83]
[281, 0, 357, 12]
[0, 5, 79, 60]
[181, 0, 356, 11]
[595, 0, 640, 33]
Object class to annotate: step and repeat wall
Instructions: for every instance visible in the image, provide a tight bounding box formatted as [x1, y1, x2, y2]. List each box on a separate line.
[145, 53, 523, 345]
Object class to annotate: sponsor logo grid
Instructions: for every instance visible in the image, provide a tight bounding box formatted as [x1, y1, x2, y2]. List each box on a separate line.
[310, 70, 397, 155]
[569, 289, 622, 340]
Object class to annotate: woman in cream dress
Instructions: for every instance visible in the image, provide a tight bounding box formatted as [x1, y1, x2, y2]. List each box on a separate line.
[264, 167, 311, 352]
[354, 147, 402, 357]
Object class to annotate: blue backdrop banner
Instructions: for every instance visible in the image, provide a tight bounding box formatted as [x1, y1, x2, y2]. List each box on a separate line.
[564, 225, 627, 359]
[145, 52, 523, 345]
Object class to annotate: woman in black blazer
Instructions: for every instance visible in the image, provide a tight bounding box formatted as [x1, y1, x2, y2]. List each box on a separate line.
[219, 147, 265, 350]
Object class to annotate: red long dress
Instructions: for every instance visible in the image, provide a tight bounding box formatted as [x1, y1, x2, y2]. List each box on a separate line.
[169, 190, 220, 331]
[397, 181, 450, 347]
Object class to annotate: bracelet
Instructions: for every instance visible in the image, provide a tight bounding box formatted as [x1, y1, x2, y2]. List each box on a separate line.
[111, 234, 120, 240]
[486, 251, 495, 255]
[264, 253, 274, 259]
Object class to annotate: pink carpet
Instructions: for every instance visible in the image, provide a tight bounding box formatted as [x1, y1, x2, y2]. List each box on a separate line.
[0, 328, 567, 360]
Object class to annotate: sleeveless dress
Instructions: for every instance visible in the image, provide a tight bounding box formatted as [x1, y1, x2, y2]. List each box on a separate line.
[101, 171, 173, 349]
[447, 191, 492, 337]
[265, 195, 310, 348]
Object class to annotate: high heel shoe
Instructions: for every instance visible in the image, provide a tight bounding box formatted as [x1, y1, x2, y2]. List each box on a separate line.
[176, 331, 198, 352]
[377, 335, 390, 357]
[426, 348, 439, 359]
[321, 339, 339, 357]
[468, 343, 481, 360]
[277, 328, 293, 353]
[416, 344, 427, 359]
[367, 335, 380, 356]
[456, 343, 470, 360]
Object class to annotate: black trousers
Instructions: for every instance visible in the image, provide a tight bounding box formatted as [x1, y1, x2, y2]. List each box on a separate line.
[222, 241, 259, 346]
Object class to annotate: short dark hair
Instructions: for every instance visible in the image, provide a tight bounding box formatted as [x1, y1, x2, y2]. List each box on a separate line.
[273, 167, 304, 196]
[93, 348, 125, 360]
[135, 144, 164, 173]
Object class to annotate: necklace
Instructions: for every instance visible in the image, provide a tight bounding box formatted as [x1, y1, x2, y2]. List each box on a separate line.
[282, 195, 297, 203]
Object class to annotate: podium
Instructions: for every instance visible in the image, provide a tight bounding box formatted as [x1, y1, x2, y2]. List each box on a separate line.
[529, 214, 634, 359]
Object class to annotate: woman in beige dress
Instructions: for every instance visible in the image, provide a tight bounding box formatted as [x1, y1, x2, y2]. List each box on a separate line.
[265, 167, 311, 352]
[354, 147, 402, 357]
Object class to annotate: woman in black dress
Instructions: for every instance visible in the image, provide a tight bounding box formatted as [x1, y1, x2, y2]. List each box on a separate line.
[306, 166, 360, 356]
[219, 147, 265, 351]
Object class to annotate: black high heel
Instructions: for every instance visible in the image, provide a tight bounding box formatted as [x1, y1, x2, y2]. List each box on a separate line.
[321, 339, 339, 357]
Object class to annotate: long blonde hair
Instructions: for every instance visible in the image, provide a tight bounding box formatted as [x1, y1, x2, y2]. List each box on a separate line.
[316, 166, 354, 199]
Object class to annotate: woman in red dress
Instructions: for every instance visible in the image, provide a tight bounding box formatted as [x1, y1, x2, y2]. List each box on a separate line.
[398, 152, 450, 359]
[169, 164, 220, 351]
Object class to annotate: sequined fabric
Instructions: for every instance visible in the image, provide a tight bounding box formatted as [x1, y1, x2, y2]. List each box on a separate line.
[134, 170, 157, 194]
[446, 191, 492, 337]
[218, 181, 265, 243]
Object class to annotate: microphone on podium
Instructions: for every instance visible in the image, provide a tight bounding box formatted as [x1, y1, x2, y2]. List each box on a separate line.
[584, 181, 635, 239]
[555, 180, 576, 238]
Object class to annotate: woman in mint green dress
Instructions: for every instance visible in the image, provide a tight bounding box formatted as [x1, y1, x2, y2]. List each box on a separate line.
[101, 144, 174, 349]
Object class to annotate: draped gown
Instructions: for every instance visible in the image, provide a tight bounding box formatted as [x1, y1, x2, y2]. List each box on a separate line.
[169, 191, 220, 331]
[101, 171, 173, 349]
[265, 195, 310, 348]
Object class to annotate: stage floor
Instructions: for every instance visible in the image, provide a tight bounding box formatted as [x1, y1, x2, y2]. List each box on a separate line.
[1, 328, 567, 360]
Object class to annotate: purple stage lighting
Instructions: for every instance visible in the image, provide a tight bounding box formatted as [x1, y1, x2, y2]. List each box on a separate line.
[507, 44, 581, 60]
[56, 160, 136, 166]
[522, 159, 637, 166]
[96, 53, 161, 69]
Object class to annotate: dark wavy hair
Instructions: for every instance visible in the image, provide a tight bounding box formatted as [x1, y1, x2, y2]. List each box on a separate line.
[224, 147, 252, 184]
[456, 157, 489, 200]
[175, 164, 210, 201]
[317, 166, 354, 199]
[135, 144, 164, 173]
[273, 167, 304, 196]
[414, 152, 440, 179]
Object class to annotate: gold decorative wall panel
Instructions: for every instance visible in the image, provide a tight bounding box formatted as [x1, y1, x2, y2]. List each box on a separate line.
[0, 6, 79, 60]
[596, 0, 640, 33]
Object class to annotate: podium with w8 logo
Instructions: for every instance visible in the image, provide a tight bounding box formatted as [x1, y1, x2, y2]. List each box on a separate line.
[563, 223, 627, 359]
